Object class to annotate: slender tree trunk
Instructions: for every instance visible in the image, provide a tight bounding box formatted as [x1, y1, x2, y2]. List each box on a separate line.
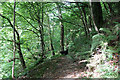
[76, 3, 88, 37]
[38, 19, 45, 58]
[81, 7, 90, 37]
[82, 7, 87, 26]
[47, 15, 55, 56]
[16, 35, 26, 69]
[89, 15, 92, 31]
[12, 0, 16, 78]
[0, 13, 26, 70]
[39, 23, 45, 58]
[107, 3, 115, 16]
[41, 3, 45, 49]
[65, 29, 69, 50]
[37, 3, 45, 59]
[56, 3, 64, 52]
[50, 39, 55, 55]
[102, 2, 109, 15]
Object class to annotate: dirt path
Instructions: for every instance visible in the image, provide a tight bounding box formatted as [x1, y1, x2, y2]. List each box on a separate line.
[28, 56, 88, 78]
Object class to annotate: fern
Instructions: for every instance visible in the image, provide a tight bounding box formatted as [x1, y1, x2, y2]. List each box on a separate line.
[91, 33, 106, 51]
[99, 28, 111, 35]
[91, 27, 118, 51]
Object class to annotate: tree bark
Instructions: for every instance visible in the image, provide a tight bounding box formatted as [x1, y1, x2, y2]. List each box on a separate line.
[91, 2, 103, 29]
[38, 21, 45, 58]
[41, 3, 45, 49]
[81, 7, 90, 37]
[36, 3, 45, 59]
[90, 1, 103, 32]
[47, 15, 55, 56]
[76, 3, 88, 37]
[16, 34, 26, 69]
[0, 13, 26, 70]
[56, 3, 64, 52]
[12, 0, 16, 78]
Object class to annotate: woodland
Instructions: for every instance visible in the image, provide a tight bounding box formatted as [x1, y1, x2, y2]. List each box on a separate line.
[0, 1, 120, 79]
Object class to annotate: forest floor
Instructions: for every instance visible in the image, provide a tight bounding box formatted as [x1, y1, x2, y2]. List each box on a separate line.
[21, 53, 119, 79]
[27, 56, 88, 78]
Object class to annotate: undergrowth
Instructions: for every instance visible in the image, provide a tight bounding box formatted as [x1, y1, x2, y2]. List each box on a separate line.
[86, 27, 120, 78]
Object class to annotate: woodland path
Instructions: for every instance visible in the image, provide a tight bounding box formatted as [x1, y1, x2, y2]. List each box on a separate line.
[27, 56, 88, 79]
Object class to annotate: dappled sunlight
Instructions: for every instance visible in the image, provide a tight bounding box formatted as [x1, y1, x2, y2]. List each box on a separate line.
[60, 68, 90, 78]
[40, 56, 88, 78]
[0, 1, 120, 79]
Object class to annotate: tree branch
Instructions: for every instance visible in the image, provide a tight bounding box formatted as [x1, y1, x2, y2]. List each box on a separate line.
[16, 12, 39, 32]
[0, 13, 19, 36]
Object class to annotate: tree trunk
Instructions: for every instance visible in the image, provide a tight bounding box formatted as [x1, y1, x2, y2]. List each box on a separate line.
[48, 15, 55, 56]
[82, 7, 87, 26]
[102, 2, 109, 15]
[38, 23, 45, 58]
[81, 7, 90, 37]
[50, 40, 55, 56]
[41, 3, 45, 49]
[76, 3, 88, 37]
[88, 15, 92, 34]
[107, 3, 115, 16]
[50, 29, 55, 56]
[16, 36, 26, 69]
[37, 3, 45, 59]
[90, 1, 103, 32]
[56, 3, 64, 52]
[38, 21, 45, 59]
[0, 13, 26, 70]
[12, 0, 16, 78]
